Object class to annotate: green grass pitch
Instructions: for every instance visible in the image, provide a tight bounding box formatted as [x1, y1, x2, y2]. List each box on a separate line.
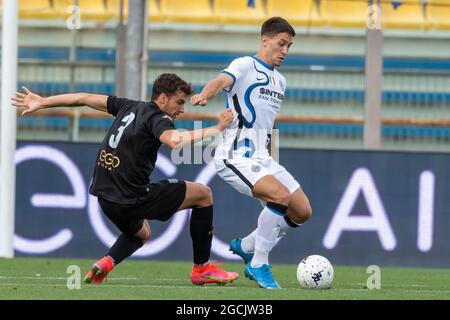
[0, 257, 449, 300]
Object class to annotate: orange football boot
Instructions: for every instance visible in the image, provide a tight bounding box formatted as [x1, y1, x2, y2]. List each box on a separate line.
[190, 262, 239, 286]
[83, 256, 115, 284]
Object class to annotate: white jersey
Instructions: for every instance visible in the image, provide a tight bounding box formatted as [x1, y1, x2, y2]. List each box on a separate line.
[214, 56, 286, 160]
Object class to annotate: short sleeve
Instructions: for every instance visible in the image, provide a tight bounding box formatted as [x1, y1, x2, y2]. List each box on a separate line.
[150, 114, 176, 140]
[221, 57, 251, 93]
[107, 96, 137, 116]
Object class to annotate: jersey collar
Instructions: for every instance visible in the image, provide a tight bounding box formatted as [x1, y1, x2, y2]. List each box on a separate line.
[251, 56, 274, 71]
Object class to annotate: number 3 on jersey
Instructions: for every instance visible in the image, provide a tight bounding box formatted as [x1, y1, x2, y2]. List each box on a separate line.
[109, 112, 136, 149]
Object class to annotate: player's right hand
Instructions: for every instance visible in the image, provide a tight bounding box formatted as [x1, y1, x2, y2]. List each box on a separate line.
[190, 93, 208, 106]
[11, 86, 45, 116]
[217, 109, 233, 131]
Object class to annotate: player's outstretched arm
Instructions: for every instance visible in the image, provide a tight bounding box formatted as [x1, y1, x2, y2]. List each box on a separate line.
[160, 108, 233, 149]
[11, 86, 108, 115]
[190, 73, 234, 107]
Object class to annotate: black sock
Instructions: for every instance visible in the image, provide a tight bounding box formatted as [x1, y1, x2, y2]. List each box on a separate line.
[267, 202, 288, 215]
[284, 215, 300, 228]
[107, 233, 144, 265]
[190, 205, 213, 265]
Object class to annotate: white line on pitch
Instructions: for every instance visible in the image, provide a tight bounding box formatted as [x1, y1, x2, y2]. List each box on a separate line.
[0, 276, 138, 280]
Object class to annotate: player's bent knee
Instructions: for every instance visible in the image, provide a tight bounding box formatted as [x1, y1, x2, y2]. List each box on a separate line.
[137, 231, 151, 244]
[290, 203, 312, 225]
[200, 185, 213, 207]
[272, 187, 290, 205]
[303, 204, 313, 222]
[140, 233, 151, 244]
[194, 184, 213, 208]
[135, 224, 151, 243]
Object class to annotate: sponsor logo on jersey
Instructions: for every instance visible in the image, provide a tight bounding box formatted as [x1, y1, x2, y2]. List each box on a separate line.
[259, 88, 284, 100]
[251, 165, 261, 173]
[98, 150, 121, 171]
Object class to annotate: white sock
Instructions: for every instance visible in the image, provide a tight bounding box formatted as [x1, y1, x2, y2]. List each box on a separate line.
[251, 206, 285, 268]
[241, 230, 257, 253]
[241, 217, 300, 253]
[278, 216, 301, 237]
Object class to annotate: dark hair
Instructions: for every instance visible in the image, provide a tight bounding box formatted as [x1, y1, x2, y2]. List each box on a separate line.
[261, 17, 295, 37]
[151, 73, 193, 101]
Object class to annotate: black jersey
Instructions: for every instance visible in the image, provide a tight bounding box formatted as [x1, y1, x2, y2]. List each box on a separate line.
[89, 96, 175, 205]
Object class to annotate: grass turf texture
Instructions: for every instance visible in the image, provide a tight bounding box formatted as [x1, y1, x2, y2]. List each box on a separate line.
[0, 258, 449, 300]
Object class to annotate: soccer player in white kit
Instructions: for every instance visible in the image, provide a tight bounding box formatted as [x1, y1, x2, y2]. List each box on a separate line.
[191, 17, 312, 289]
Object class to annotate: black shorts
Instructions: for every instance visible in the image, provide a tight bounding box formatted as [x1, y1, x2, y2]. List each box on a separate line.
[98, 179, 187, 236]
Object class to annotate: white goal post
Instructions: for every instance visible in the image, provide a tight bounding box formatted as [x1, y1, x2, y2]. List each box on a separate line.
[0, 0, 18, 258]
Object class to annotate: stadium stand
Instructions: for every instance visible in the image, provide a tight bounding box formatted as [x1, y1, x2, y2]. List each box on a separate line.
[426, 0, 450, 30]
[18, 0, 53, 19]
[159, 0, 215, 23]
[0, 0, 447, 30]
[51, 0, 76, 20]
[105, 0, 127, 20]
[380, 0, 424, 29]
[76, 0, 111, 21]
[148, 0, 164, 22]
[266, 0, 323, 26]
[213, 0, 266, 25]
[8, 0, 450, 151]
[321, 0, 369, 28]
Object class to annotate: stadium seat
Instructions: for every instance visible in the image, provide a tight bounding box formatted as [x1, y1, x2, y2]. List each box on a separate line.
[213, 0, 266, 25]
[380, 0, 424, 29]
[426, 0, 450, 30]
[107, 0, 163, 22]
[266, 0, 323, 27]
[19, 0, 54, 19]
[160, 0, 214, 23]
[77, 0, 110, 21]
[321, 0, 369, 28]
[52, 0, 80, 20]
[148, 0, 165, 22]
[106, 0, 129, 20]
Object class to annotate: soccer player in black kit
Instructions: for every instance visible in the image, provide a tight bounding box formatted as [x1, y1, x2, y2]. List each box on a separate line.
[12, 73, 239, 286]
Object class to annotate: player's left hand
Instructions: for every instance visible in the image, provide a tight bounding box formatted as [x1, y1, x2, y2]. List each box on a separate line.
[11, 86, 45, 116]
[191, 93, 208, 106]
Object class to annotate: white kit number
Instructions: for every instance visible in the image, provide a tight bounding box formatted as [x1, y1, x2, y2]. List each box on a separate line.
[109, 112, 136, 149]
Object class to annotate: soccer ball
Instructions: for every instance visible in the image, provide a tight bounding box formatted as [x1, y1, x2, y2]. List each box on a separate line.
[297, 255, 334, 289]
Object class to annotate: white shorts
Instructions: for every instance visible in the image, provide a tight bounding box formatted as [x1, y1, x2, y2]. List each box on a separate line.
[214, 157, 300, 198]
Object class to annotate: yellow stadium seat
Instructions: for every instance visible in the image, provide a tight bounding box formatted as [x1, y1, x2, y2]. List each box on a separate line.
[213, 0, 266, 25]
[77, 0, 110, 20]
[52, 0, 112, 22]
[321, 0, 369, 28]
[160, 0, 214, 23]
[19, 0, 54, 19]
[107, 1, 162, 23]
[106, 0, 129, 20]
[380, 0, 424, 29]
[266, 0, 323, 27]
[52, 0, 79, 20]
[148, 0, 165, 23]
[426, 0, 450, 30]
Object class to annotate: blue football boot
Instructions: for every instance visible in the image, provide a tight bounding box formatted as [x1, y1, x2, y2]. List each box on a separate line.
[244, 262, 281, 289]
[229, 238, 254, 264]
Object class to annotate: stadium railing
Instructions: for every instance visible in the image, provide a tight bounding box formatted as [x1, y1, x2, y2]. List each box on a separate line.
[17, 109, 450, 142]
